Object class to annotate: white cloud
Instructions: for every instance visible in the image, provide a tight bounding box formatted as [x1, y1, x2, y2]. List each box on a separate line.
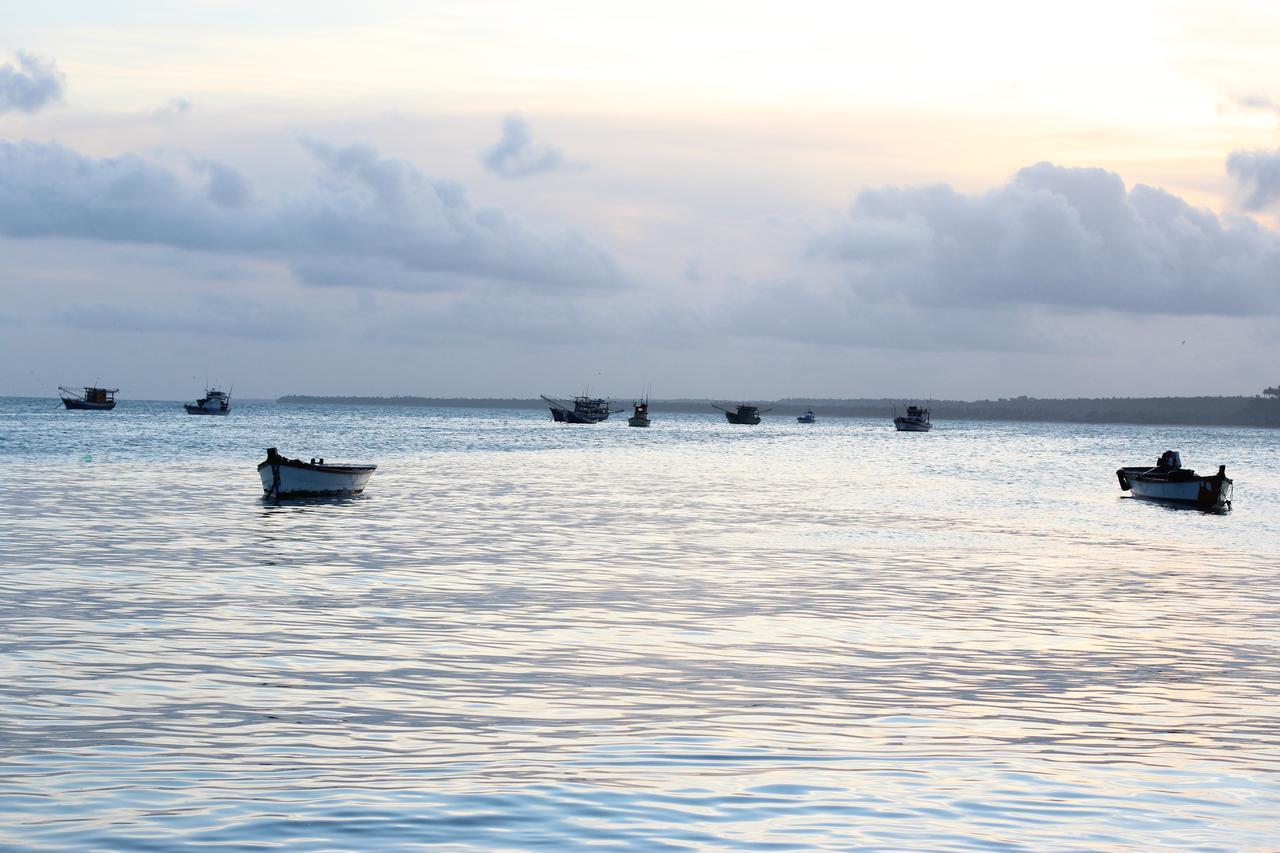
[0, 137, 625, 293]
[152, 97, 193, 121]
[809, 162, 1280, 316]
[1227, 148, 1280, 212]
[0, 52, 63, 114]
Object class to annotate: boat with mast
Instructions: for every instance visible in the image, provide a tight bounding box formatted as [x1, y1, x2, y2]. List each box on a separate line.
[59, 385, 118, 411]
[541, 394, 622, 424]
[628, 387, 652, 427]
[713, 402, 769, 425]
[796, 409, 816, 424]
[185, 387, 231, 415]
[893, 402, 932, 432]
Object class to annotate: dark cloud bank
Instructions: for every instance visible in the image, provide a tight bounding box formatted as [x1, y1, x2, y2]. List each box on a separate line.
[0, 136, 623, 293]
[0, 52, 63, 114]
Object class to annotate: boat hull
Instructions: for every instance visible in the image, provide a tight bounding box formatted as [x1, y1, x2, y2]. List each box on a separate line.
[628, 416, 650, 427]
[62, 398, 116, 410]
[1116, 467, 1232, 510]
[258, 456, 376, 499]
[797, 415, 815, 424]
[725, 413, 761, 425]
[893, 418, 931, 431]
[550, 407, 604, 424]
[184, 404, 228, 415]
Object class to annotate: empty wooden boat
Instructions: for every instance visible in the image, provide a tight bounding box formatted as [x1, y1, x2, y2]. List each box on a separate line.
[258, 448, 376, 500]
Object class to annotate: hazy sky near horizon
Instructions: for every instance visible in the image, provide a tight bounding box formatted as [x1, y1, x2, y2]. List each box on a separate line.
[3, 0, 1280, 400]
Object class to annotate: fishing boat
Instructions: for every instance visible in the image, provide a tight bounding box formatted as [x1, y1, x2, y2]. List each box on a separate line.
[1116, 450, 1232, 511]
[59, 385, 118, 410]
[258, 448, 376, 500]
[542, 394, 621, 424]
[628, 398, 651, 427]
[714, 402, 769, 425]
[796, 409, 816, 424]
[184, 388, 230, 415]
[893, 403, 931, 432]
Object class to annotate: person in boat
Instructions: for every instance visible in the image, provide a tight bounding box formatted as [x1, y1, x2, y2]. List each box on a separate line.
[1156, 450, 1181, 470]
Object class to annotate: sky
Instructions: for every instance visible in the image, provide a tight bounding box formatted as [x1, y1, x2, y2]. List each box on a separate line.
[2, 0, 1280, 401]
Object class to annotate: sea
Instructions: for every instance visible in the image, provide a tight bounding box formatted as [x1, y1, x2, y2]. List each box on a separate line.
[1, 397, 1278, 850]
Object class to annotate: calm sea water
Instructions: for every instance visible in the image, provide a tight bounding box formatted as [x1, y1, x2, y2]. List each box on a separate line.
[2, 398, 1278, 850]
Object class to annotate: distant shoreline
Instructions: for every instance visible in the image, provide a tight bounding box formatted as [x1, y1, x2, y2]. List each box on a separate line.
[277, 394, 1280, 429]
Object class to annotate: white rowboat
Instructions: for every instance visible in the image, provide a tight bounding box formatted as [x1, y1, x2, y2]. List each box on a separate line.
[258, 448, 376, 500]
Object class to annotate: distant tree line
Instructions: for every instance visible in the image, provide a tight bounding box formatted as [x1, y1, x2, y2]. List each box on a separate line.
[279, 393, 1280, 428]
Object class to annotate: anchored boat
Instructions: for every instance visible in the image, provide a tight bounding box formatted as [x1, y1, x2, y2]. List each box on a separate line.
[258, 447, 376, 500]
[628, 398, 651, 427]
[796, 409, 816, 424]
[714, 402, 769, 425]
[542, 394, 621, 424]
[893, 403, 931, 432]
[1116, 450, 1232, 511]
[59, 385, 118, 410]
[185, 388, 230, 415]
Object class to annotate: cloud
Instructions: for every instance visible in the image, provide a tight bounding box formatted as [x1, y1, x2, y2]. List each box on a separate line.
[481, 114, 574, 178]
[1227, 148, 1280, 212]
[152, 97, 193, 121]
[0, 137, 625, 293]
[1233, 93, 1280, 115]
[191, 159, 251, 208]
[808, 162, 1280, 317]
[0, 52, 64, 114]
[59, 293, 323, 340]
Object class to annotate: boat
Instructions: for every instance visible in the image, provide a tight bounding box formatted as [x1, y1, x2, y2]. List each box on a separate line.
[893, 403, 931, 432]
[796, 409, 816, 424]
[542, 394, 621, 424]
[1116, 450, 1232, 511]
[714, 402, 769, 425]
[258, 447, 377, 500]
[184, 388, 230, 415]
[59, 385, 118, 410]
[628, 398, 651, 427]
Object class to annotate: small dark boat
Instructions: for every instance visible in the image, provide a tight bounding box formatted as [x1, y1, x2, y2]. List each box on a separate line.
[185, 388, 230, 415]
[628, 399, 651, 427]
[893, 403, 931, 432]
[797, 409, 816, 424]
[59, 385, 118, 410]
[258, 448, 376, 500]
[714, 402, 769, 425]
[1116, 450, 1232, 511]
[542, 394, 621, 424]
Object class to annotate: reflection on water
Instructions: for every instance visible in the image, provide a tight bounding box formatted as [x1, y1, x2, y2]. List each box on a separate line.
[1, 399, 1278, 849]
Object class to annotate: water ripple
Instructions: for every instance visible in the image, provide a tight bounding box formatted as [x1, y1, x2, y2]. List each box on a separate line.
[1, 401, 1278, 848]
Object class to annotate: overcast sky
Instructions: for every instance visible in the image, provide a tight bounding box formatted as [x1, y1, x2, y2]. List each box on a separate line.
[3, 0, 1280, 400]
